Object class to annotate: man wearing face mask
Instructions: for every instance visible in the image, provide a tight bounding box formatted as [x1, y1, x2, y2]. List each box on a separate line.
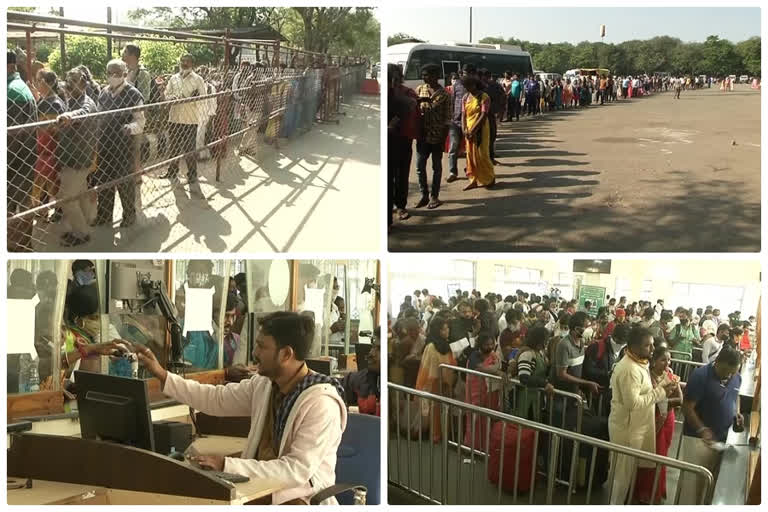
[449, 300, 475, 343]
[554, 312, 601, 397]
[94, 59, 145, 228]
[61, 283, 130, 380]
[700, 322, 726, 363]
[667, 309, 699, 361]
[56, 68, 99, 246]
[175, 260, 220, 370]
[160, 54, 207, 190]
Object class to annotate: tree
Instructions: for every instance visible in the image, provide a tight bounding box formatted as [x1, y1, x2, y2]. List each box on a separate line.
[736, 37, 761, 77]
[48, 35, 114, 80]
[292, 7, 374, 55]
[388, 33, 422, 46]
[127, 7, 378, 60]
[136, 39, 186, 75]
[700, 35, 739, 77]
[479, 36, 506, 45]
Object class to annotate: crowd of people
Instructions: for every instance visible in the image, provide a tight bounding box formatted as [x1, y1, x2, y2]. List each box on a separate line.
[8, 45, 366, 251]
[387, 60, 757, 229]
[389, 286, 755, 504]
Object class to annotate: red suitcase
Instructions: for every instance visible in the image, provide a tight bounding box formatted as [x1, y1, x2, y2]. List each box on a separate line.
[487, 421, 535, 493]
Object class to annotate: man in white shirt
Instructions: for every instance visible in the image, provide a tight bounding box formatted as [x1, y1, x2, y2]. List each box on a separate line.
[160, 54, 208, 187]
[701, 323, 728, 363]
[133, 311, 347, 505]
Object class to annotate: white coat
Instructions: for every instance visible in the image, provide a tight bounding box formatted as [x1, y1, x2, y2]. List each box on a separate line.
[164, 372, 347, 504]
[607, 355, 667, 504]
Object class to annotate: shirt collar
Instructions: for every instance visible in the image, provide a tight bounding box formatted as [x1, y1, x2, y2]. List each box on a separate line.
[8, 71, 20, 83]
[274, 363, 309, 396]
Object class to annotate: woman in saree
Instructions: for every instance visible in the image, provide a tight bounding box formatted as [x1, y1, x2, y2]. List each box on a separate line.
[415, 315, 457, 443]
[563, 79, 572, 109]
[461, 76, 495, 191]
[634, 345, 682, 504]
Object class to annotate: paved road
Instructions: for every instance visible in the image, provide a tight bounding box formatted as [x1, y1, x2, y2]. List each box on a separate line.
[389, 87, 760, 252]
[37, 95, 381, 253]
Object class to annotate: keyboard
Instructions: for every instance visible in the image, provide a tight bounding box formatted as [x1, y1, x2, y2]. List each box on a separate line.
[209, 471, 250, 483]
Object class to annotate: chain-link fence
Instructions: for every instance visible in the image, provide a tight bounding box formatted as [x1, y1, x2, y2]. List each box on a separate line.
[7, 13, 370, 252]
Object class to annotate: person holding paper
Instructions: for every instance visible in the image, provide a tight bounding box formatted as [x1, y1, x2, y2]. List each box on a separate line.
[608, 326, 677, 504]
[415, 316, 456, 443]
[132, 311, 347, 505]
[633, 345, 683, 504]
[678, 346, 742, 505]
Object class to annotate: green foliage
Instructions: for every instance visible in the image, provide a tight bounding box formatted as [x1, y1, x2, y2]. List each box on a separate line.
[480, 34, 759, 77]
[126, 7, 378, 62]
[135, 40, 185, 75]
[736, 37, 761, 77]
[34, 42, 56, 63]
[48, 35, 115, 80]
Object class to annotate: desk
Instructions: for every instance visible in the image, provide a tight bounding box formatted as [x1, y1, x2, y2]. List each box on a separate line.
[7, 433, 286, 505]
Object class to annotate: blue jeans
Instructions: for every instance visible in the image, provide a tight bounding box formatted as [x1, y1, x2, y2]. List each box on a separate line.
[416, 140, 443, 199]
[447, 124, 462, 176]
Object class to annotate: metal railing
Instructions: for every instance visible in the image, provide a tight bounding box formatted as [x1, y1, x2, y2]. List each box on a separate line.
[6, 13, 369, 252]
[670, 358, 706, 383]
[437, 362, 586, 491]
[389, 382, 715, 506]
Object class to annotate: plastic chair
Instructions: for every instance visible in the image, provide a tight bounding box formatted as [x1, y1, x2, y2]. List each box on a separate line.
[310, 412, 380, 505]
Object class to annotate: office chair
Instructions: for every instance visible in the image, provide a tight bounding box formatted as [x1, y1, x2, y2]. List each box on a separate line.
[310, 412, 380, 505]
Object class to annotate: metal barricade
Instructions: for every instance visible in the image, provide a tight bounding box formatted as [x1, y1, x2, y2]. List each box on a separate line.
[670, 358, 706, 383]
[6, 12, 369, 252]
[437, 364, 587, 493]
[389, 382, 715, 506]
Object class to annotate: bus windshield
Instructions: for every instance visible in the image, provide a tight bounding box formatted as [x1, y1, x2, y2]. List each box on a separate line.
[404, 48, 533, 81]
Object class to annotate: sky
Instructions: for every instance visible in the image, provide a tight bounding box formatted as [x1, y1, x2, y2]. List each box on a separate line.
[387, 7, 761, 44]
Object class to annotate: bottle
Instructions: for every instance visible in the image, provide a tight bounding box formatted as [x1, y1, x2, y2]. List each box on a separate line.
[28, 358, 40, 392]
[18, 354, 30, 393]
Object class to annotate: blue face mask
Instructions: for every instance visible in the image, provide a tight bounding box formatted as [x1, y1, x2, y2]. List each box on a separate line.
[75, 269, 96, 286]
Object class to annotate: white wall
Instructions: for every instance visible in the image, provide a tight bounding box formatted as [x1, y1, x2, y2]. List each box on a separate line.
[388, 258, 760, 317]
[475, 259, 760, 316]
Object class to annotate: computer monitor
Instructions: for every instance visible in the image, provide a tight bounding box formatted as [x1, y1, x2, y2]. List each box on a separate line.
[75, 371, 155, 452]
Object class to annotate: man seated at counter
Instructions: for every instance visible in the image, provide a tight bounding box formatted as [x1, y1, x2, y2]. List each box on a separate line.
[133, 311, 348, 505]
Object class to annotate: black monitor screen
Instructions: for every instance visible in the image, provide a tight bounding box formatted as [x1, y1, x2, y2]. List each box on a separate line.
[75, 371, 155, 452]
[573, 259, 612, 274]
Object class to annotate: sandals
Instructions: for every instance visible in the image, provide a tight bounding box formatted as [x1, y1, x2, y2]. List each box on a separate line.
[463, 182, 479, 191]
[427, 198, 442, 209]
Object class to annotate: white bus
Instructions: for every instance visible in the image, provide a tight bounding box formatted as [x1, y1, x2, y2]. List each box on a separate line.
[388, 42, 534, 89]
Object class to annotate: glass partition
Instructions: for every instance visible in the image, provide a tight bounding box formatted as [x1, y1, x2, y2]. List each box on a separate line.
[173, 260, 231, 372]
[105, 260, 169, 375]
[241, 260, 293, 365]
[7, 260, 67, 394]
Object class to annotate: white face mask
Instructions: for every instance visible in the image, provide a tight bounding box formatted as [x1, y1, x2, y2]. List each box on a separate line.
[108, 76, 125, 89]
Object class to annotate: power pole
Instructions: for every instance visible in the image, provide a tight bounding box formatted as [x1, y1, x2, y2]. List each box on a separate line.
[107, 7, 113, 59]
[59, 7, 66, 70]
[469, 7, 472, 43]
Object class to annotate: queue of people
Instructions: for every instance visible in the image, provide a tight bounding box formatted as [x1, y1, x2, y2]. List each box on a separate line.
[8, 45, 366, 251]
[387, 64, 698, 229]
[389, 286, 754, 503]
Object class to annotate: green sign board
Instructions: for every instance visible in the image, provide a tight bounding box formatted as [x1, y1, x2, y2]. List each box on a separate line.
[577, 285, 606, 315]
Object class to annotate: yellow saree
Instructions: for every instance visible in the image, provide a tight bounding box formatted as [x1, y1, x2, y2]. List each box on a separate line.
[463, 92, 496, 186]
